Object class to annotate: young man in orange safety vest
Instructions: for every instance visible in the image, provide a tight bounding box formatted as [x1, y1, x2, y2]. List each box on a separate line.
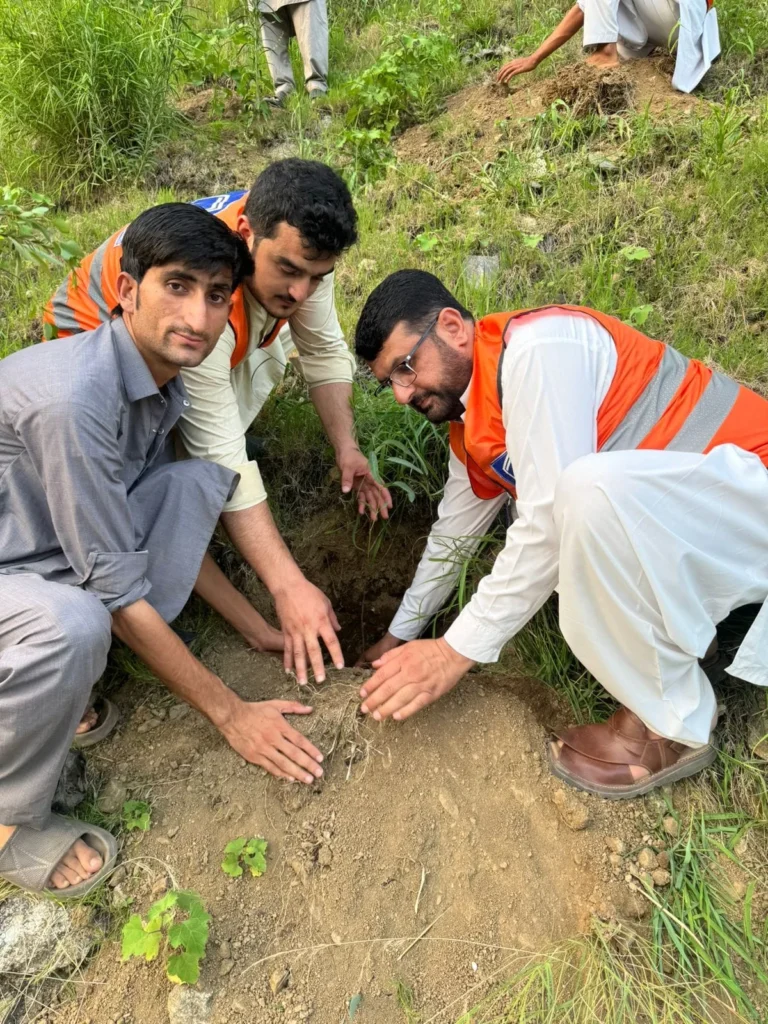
[45, 159, 391, 688]
[354, 269, 768, 798]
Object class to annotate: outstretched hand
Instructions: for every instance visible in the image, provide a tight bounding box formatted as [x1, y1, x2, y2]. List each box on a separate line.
[337, 445, 393, 522]
[496, 54, 539, 84]
[220, 699, 324, 784]
[359, 637, 475, 722]
[273, 576, 344, 685]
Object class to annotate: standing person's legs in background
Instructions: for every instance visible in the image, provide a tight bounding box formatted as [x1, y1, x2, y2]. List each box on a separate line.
[291, 0, 329, 98]
[261, 7, 296, 103]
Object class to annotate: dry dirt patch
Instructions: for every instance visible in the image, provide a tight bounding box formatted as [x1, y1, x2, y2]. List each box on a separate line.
[57, 637, 655, 1024]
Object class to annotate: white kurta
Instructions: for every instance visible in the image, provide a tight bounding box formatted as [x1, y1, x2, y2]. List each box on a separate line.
[389, 311, 768, 746]
[578, 0, 720, 92]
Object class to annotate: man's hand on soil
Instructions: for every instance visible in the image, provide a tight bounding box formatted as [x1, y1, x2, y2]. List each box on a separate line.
[356, 631, 403, 667]
[496, 54, 539, 83]
[336, 445, 393, 522]
[359, 637, 475, 721]
[220, 699, 324, 785]
[273, 576, 344, 685]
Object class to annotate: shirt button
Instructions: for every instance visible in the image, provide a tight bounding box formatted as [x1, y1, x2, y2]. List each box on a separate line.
[152, 428, 157, 433]
[158, 428, 165, 434]
[183, 400, 190, 407]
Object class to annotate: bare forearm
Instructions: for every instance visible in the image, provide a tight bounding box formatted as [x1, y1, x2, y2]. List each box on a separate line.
[310, 382, 357, 456]
[111, 599, 237, 729]
[532, 5, 584, 63]
[221, 501, 304, 597]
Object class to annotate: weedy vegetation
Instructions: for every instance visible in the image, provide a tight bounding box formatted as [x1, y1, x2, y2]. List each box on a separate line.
[121, 889, 211, 985]
[221, 836, 269, 879]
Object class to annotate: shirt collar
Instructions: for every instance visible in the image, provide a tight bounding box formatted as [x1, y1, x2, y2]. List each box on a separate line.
[111, 316, 188, 406]
[459, 378, 472, 423]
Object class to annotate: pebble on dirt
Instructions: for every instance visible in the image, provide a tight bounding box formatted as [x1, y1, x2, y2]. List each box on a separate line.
[97, 778, 128, 814]
[551, 788, 590, 830]
[167, 986, 214, 1024]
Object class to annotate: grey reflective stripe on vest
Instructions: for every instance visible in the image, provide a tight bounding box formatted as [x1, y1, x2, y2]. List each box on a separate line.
[87, 240, 110, 320]
[602, 345, 688, 452]
[665, 370, 739, 453]
[49, 276, 82, 333]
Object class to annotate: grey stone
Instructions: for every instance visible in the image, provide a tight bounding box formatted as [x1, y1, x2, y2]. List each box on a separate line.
[464, 254, 500, 288]
[0, 898, 99, 976]
[167, 986, 214, 1024]
[168, 704, 190, 721]
[52, 751, 87, 813]
[97, 778, 128, 814]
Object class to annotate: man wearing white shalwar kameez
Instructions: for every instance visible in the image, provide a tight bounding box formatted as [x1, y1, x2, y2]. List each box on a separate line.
[497, 0, 720, 93]
[353, 270, 768, 800]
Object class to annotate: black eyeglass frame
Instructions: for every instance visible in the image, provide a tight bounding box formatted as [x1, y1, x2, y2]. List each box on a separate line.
[374, 315, 439, 396]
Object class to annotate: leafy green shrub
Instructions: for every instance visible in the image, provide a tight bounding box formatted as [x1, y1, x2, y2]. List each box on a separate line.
[338, 31, 459, 186]
[221, 836, 268, 878]
[0, 0, 185, 193]
[0, 186, 82, 273]
[176, 15, 272, 114]
[121, 889, 210, 985]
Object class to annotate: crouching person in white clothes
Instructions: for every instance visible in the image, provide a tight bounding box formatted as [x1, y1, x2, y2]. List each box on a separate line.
[353, 270, 768, 799]
[497, 0, 720, 93]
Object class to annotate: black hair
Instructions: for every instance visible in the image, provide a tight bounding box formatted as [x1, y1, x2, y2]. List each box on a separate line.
[355, 269, 474, 361]
[244, 158, 358, 257]
[121, 203, 254, 290]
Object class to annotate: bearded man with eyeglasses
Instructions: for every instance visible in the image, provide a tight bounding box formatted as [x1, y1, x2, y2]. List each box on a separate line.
[353, 269, 768, 800]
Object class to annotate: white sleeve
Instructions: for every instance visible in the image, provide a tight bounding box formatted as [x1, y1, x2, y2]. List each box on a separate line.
[389, 449, 507, 641]
[444, 316, 612, 662]
[288, 273, 356, 388]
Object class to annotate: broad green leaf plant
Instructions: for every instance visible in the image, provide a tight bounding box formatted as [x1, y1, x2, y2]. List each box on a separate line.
[121, 890, 210, 985]
[221, 836, 268, 879]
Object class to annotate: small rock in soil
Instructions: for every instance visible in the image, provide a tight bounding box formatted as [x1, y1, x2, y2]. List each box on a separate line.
[52, 750, 87, 813]
[269, 968, 290, 995]
[168, 705, 190, 721]
[657, 850, 670, 870]
[108, 866, 128, 888]
[438, 789, 460, 820]
[97, 778, 128, 814]
[605, 837, 625, 855]
[317, 845, 333, 868]
[662, 815, 679, 838]
[637, 848, 658, 871]
[219, 959, 234, 977]
[464, 254, 500, 287]
[0, 898, 101, 975]
[167, 986, 213, 1024]
[167, 826, 180, 839]
[552, 788, 590, 830]
[651, 868, 671, 887]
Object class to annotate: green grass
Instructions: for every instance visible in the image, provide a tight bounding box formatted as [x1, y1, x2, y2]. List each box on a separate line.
[0, 0, 185, 196]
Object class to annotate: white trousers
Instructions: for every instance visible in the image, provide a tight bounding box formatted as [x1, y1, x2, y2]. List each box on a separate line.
[553, 445, 768, 747]
[580, 0, 720, 92]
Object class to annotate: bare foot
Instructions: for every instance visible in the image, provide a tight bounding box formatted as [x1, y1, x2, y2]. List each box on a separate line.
[75, 706, 99, 735]
[0, 824, 103, 890]
[585, 43, 620, 69]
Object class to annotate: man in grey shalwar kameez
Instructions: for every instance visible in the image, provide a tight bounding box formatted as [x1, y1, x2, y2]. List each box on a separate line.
[259, 0, 329, 104]
[0, 204, 325, 898]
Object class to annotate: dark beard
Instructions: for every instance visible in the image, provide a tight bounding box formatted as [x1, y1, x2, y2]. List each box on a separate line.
[409, 342, 472, 423]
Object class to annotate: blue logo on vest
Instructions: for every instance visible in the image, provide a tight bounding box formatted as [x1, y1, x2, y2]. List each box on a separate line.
[191, 190, 248, 214]
[490, 451, 516, 487]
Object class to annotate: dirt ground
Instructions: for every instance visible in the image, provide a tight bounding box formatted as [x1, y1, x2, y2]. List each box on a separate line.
[55, 629, 665, 1024]
[396, 56, 702, 167]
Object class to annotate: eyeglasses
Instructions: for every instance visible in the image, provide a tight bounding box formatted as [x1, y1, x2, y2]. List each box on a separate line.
[374, 315, 438, 396]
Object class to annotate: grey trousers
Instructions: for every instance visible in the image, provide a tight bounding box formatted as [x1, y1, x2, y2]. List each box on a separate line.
[260, 0, 328, 97]
[0, 458, 236, 829]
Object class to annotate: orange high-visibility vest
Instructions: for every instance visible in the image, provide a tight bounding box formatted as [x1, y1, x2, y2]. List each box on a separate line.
[43, 190, 286, 369]
[450, 305, 768, 501]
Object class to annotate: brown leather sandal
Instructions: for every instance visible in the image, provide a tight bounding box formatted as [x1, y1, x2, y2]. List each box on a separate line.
[549, 707, 717, 799]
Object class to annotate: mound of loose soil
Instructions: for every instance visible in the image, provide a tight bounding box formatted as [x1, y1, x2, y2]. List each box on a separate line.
[56, 637, 661, 1024]
[396, 56, 702, 167]
[541, 64, 636, 117]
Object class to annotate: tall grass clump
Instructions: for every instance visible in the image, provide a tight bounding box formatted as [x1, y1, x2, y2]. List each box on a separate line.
[0, 0, 185, 195]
